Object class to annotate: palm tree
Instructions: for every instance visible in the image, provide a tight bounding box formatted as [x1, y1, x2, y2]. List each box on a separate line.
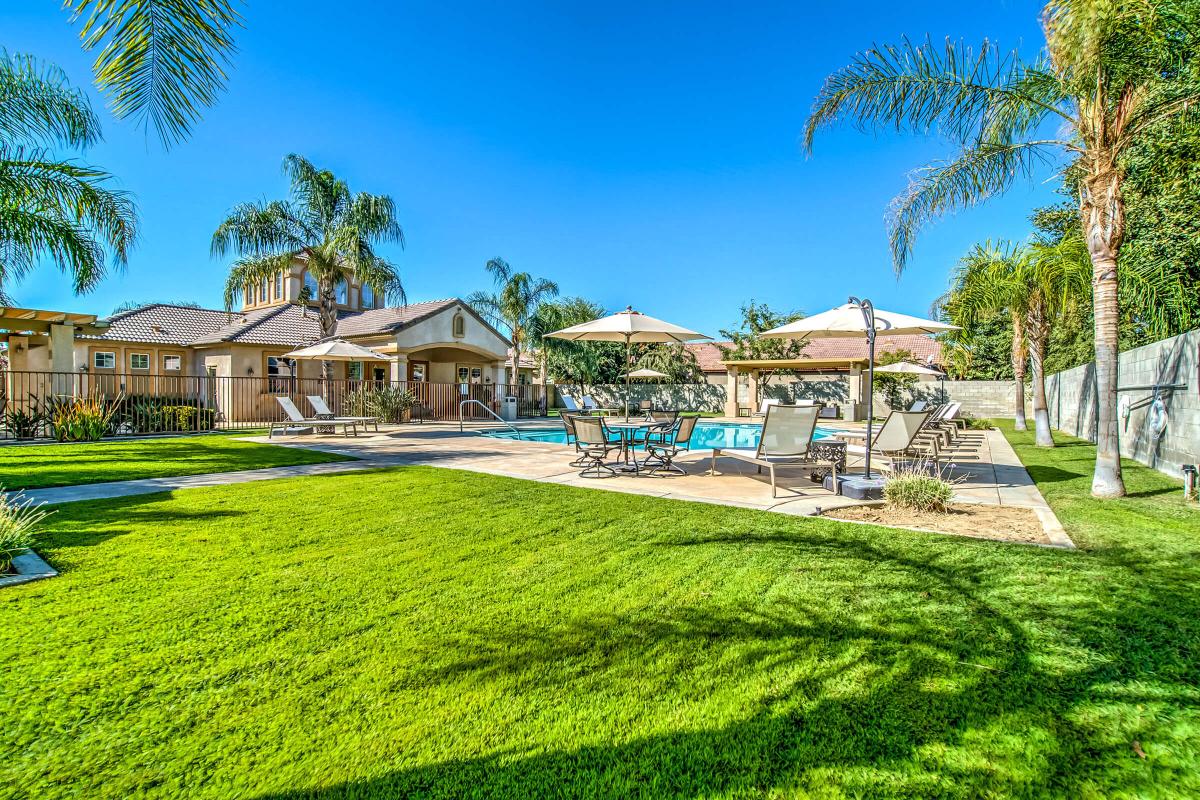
[211, 154, 406, 378]
[64, 0, 242, 147]
[467, 259, 559, 386]
[528, 297, 606, 385]
[803, 2, 1200, 495]
[939, 241, 1088, 446]
[0, 52, 137, 304]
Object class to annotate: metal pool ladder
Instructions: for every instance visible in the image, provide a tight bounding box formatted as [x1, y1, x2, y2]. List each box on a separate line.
[458, 399, 521, 438]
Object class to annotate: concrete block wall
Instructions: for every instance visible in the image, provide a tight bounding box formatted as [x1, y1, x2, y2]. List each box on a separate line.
[1046, 328, 1199, 478]
[875, 380, 1016, 417]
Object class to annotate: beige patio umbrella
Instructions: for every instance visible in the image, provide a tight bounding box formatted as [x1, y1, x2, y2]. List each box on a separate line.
[544, 306, 709, 418]
[625, 368, 670, 379]
[760, 297, 957, 478]
[282, 339, 390, 361]
[875, 360, 948, 407]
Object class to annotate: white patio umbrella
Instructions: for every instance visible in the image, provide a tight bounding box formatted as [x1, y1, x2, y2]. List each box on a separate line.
[625, 368, 670, 379]
[282, 339, 391, 362]
[760, 297, 957, 478]
[544, 306, 709, 418]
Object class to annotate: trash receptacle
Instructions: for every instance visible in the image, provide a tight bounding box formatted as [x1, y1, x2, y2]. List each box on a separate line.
[501, 395, 518, 421]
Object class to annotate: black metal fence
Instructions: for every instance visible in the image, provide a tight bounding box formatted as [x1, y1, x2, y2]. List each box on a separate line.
[0, 370, 550, 440]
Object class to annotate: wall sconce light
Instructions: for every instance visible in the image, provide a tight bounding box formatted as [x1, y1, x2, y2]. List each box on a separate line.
[14, 342, 24, 354]
[246, 366, 255, 376]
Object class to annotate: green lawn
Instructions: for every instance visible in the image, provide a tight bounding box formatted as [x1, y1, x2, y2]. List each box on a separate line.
[0, 435, 354, 490]
[1, 426, 1197, 797]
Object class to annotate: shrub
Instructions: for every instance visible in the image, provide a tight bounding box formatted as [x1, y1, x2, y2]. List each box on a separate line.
[121, 398, 215, 433]
[346, 386, 415, 423]
[4, 404, 44, 439]
[47, 393, 122, 442]
[0, 489, 50, 573]
[883, 463, 956, 513]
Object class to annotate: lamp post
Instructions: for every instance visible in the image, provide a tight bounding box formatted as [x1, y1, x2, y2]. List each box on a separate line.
[848, 296, 876, 479]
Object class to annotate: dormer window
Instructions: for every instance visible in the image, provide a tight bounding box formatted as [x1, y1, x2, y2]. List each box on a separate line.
[275, 272, 283, 300]
[361, 283, 375, 309]
[303, 271, 318, 302]
[452, 313, 466, 338]
[335, 278, 348, 305]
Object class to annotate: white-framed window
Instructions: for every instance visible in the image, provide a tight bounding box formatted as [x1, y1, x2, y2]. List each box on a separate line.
[275, 271, 284, 300]
[348, 361, 363, 380]
[266, 356, 294, 394]
[129, 353, 150, 370]
[260, 277, 269, 304]
[360, 283, 375, 309]
[335, 278, 348, 305]
[162, 354, 182, 371]
[452, 313, 466, 338]
[93, 351, 115, 369]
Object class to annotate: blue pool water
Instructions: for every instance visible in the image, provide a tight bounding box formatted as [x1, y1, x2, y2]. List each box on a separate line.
[482, 421, 838, 450]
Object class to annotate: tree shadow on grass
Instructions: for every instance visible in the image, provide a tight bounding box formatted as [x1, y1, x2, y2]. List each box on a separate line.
[255, 526, 1200, 799]
[38, 493, 247, 553]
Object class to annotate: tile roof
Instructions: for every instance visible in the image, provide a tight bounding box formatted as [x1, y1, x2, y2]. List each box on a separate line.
[81, 304, 235, 346]
[686, 334, 943, 372]
[89, 299, 464, 348]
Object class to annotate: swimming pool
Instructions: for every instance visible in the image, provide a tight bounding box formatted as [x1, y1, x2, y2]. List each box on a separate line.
[482, 420, 840, 450]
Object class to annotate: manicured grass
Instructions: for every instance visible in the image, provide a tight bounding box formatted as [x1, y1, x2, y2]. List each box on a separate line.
[1, 432, 1197, 798]
[0, 435, 354, 490]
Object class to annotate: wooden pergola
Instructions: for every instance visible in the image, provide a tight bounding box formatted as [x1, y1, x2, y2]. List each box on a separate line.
[0, 307, 104, 335]
[719, 356, 872, 419]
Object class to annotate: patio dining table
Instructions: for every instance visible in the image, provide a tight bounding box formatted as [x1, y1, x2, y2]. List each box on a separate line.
[603, 418, 672, 473]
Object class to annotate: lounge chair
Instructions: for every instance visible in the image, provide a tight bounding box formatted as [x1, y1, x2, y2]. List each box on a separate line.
[307, 395, 380, 432]
[572, 416, 620, 478]
[270, 397, 360, 438]
[752, 398, 781, 417]
[841, 409, 940, 472]
[581, 395, 618, 414]
[643, 415, 700, 475]
[710, 405, 838, 497]
[908, 400, 929, 412]
[561, 395, 586, 413]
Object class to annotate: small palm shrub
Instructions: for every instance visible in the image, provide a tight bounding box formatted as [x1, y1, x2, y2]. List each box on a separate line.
[48, 394, 122, 442]
[346, 386, 415, 423]
[4, 405, 44, 439]
[883, 463, 956, 513]
[0, 489, 50, 573]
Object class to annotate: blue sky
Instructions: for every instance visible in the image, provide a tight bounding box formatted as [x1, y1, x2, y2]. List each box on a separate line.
[9, 1, 1056, 337]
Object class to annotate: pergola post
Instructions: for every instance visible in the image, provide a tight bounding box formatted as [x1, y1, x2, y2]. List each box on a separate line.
[724, 366, 739, 418]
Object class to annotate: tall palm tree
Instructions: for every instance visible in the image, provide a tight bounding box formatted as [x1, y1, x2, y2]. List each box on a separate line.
[211, 155, 406, 379]
[939, 241, 1088, 446]
[64, 0, 243, 147]
[803, 2, 1200, 496]
[467, 258, 559, 386]
[0, 52, 137, 304]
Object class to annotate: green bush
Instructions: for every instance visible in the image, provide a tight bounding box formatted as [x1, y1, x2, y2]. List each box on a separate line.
[122, 399, 216, 433]
[47, 394, 122, 442]
[346, 385, 415, 423]
[4, 405, 44, 439]
[0, 489, 50, 573]
[883, 465, 955, 513]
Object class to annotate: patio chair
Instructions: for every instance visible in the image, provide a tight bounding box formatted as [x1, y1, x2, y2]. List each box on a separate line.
[710, 405, 838, 497]
[638, 399, 654, 418]
[642, 408, 679, 444]
[270, 397, 360, 438]
[752, 398, 781, 417]
[572, 415, 619, 478]
[581, 394, 618, 414]
[908, 400, 929, 412]
[842, 409, 940, 472]
[307, 395, 380, 433]
[560, 413, 590, 467]
[643, 415, 700, 475]
[561, 394, 584, 413]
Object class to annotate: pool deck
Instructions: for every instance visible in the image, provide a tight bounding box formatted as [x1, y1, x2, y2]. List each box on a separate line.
[21, 417, 1069, 548]
[249, 417, 1071, 547]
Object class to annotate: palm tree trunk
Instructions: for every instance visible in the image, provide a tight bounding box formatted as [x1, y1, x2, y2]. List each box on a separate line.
[318, 281, 339, 382]
[1011, 314, 1028, 431]
[1083, 172, 1127, 497]
[510, 345, 520, 388]
[1027, 305, 1053, 447]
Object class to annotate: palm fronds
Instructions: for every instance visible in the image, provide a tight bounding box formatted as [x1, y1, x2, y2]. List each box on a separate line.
[67, 0, 243, 148]
[0, 52, 101, 147]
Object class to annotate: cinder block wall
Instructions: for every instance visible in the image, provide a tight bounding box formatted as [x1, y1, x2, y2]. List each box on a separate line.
[875, 380, 1016, 417]
[1046, 328, 1198, 478]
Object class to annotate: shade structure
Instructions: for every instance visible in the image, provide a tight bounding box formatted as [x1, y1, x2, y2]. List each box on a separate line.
[625, 368, 670, 379]
[282, 339, 391, 361]
[544, 307, 709, 418]
[760, 298, 957, 478]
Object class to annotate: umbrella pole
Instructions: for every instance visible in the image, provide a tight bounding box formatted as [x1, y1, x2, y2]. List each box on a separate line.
[624, 336, 631, 421]
[851, 297, 876, 480]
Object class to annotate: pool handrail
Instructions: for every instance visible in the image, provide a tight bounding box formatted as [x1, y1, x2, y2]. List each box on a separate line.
[458, 399, 521, 437]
